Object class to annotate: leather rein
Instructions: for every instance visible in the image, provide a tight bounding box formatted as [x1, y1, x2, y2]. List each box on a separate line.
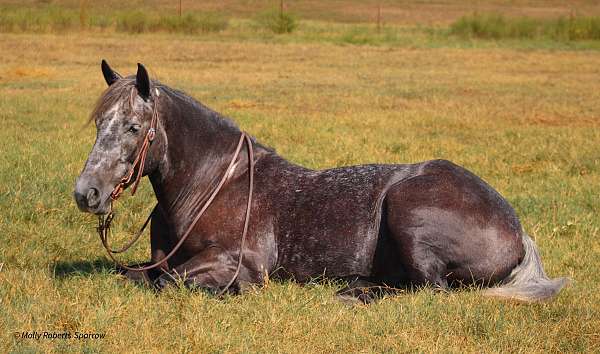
[97, 93, 254, 296]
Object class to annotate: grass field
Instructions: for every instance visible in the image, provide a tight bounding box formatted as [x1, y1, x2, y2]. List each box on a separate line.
[1, 1, 600, 353]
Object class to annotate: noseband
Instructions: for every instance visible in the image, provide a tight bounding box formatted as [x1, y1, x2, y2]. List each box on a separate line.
[97, 93, 255, 296]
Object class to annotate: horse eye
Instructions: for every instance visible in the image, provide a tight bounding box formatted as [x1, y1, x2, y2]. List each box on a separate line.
[127, 124, 141, 134]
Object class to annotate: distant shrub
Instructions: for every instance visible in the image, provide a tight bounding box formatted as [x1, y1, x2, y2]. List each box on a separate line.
[450, 12, 600, 41]
[0, 6, 228, 35]
[255, 9, 297, 34]
[116, 11, 149, 33]
[48, 6, 76, 31]
[0, 8, 27, 32]
[450, 13, 537, 39]
[550, 16, 600, 40]
[0, 6, 77, 32]
[154, 13, 227, 34]
[88, 15, 112, 30]
[340, 27, 378, 45]
[195, 12, 228, 33]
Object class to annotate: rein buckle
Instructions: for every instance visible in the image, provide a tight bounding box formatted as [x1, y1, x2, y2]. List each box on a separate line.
[148, 128, 156, 142]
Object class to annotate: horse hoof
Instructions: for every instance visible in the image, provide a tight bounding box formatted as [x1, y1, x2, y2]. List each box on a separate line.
[153, 275, 171, 290]
[336, 293, 374, 306]
[117, 268, 153, 286]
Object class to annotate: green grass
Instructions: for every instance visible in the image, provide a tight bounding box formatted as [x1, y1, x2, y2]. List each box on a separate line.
[451, 12, 600, 40]
[0, 5, 228, 34]
[0, 5, 79, 32]
[114, 10, 150, 33]
[254, 9, 298, 34]
[116, 11, 228, 34]
[1, 2, 600, 352]
[5, 3, 600, 50]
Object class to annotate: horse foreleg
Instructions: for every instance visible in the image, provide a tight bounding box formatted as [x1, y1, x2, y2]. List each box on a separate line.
[118, 206, 171, 285]
[153, 245, 240, 294]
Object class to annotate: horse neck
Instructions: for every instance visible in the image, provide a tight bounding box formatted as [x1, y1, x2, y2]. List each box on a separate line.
[148, 91, 243, 228]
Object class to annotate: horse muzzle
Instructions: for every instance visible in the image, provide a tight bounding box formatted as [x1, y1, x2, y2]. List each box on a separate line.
[74, 177, 111, 215]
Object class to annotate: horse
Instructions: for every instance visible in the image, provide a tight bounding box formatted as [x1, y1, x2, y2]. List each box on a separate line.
[74, 60, 568, 303]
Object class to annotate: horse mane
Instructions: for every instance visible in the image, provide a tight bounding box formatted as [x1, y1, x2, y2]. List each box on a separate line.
[87, 76, 274, 152]
[89, 77, 239, 130]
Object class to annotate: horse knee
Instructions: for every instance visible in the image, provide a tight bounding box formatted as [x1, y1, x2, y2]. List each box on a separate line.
[153, 271, 241, 296]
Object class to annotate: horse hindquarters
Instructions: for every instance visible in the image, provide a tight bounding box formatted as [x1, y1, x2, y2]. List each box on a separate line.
[382, 160, 526, 289]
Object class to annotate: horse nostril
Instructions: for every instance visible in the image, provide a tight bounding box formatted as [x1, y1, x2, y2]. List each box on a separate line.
[86, 187, 100, 208]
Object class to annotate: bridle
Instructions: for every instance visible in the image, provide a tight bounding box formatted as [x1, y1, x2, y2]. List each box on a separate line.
[96, 91, 255, 296]
[109, 94, 159, 200]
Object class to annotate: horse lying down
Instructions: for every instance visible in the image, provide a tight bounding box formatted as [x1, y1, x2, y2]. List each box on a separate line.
[74, 60, 568, 303]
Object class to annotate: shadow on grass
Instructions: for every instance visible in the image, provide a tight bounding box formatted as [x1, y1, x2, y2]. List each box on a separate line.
[50, 260, 487, 302]
[52, 258, 117, 278]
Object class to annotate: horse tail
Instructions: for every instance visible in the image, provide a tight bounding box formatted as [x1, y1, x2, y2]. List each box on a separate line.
[483, 233, 569, 302]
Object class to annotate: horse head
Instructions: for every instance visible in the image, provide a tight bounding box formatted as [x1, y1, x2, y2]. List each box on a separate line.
[74, 60, 163, 214]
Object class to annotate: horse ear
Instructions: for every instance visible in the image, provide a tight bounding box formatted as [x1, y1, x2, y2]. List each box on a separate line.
[136, 63, 151, 101]
[101, 59, 121, 86]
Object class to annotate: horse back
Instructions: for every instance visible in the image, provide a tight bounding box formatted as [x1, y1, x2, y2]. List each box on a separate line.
[257, 155, 415, 281]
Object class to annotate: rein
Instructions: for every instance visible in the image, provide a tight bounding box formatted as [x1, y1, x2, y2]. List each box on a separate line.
[97, 94, 255, 296]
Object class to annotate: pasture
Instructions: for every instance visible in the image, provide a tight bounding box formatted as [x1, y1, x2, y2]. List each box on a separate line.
[1, 1, 600, 352]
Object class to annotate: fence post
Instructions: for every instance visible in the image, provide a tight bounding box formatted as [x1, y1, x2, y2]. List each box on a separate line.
[377, 3, 381, 33]
[79, 0, 87, 29]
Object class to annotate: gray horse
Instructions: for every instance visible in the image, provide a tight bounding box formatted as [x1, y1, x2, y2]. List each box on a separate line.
[74, 61, 568, 303]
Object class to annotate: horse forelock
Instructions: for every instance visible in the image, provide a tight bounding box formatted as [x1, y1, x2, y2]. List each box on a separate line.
[89, 77, 142, 125]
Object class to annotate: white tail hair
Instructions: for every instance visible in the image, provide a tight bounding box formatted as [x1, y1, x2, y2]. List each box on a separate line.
[483, 233, 569, 302]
